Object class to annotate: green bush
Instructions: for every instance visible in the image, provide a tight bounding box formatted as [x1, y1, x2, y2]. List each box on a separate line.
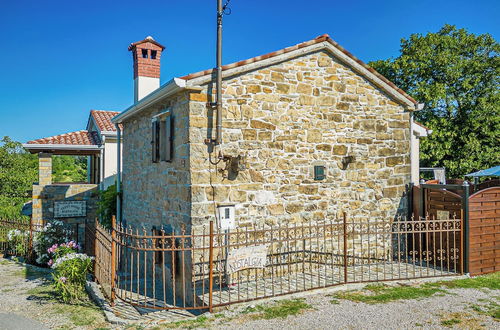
[7, 229, 29, 256]
[52, 253, 93, 303]
[97, 183, 117, 229]
[33, 220, 74, 265]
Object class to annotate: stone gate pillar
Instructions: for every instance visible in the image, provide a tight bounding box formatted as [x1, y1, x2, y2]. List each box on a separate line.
[38, 153, 52, 185]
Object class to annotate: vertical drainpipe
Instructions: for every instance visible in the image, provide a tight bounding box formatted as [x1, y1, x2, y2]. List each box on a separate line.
[409, 111, 415, 184]
[116, 124, 122, 224]
[215, 0, 223, 145]
[409, 111, 415, 220]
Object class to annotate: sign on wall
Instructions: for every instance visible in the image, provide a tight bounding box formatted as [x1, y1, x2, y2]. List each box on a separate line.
[226, 245, 268, 274]
[54, 201, 86, 218]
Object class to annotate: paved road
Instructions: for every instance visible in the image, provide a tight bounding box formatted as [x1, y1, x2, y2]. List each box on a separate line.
[0, 313, 49, 330]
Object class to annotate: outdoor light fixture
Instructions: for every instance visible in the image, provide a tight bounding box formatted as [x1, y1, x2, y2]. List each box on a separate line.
[341, 155, 355, 170]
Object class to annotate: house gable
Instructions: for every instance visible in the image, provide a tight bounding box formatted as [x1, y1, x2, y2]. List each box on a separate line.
[183, 34, 417, 110]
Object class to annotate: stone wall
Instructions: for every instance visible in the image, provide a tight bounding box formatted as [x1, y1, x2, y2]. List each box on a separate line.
[188, 50, 411, 230]
[31, 183, 98, 243]
[121, 91, 192, 232]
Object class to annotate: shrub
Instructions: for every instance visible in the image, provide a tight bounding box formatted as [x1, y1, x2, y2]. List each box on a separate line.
[52, 253, 93, 303]
[97, 183, 117, 229]
[46, 241, 81, 267]
[7, 229, 29, 256]
[33, 220, 74, 265]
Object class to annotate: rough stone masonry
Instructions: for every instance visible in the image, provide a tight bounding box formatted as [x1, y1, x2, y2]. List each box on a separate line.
[121, 48, 411, 234]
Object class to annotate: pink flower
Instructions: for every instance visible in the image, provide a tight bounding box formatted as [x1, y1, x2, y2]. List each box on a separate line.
[59, 277, 67, 283]
[48, 259, 53, 266]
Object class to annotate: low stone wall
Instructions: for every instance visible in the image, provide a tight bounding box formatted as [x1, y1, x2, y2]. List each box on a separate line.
[31, 183, 99, 243]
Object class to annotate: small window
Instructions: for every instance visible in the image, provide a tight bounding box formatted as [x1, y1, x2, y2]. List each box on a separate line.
[142, 49, 148, 58]
[151, 50, 157, 59]
[314, 165, 326, 181]
[152, 113, 174, 163]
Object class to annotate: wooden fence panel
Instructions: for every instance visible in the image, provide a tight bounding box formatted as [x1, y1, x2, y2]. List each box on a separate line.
[468, 187, 500, 276]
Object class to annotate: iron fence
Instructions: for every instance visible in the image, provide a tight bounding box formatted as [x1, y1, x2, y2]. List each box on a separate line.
[102, 213, 463, 312]
[0, 219, 79, 261]
[1, 214, 462, 312]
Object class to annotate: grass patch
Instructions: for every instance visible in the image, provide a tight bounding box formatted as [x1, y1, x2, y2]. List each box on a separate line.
[243, 299, 311, 320]
[332, 284, 446, 304]
[469, 300, 500, 320]
[54, 303, 104, 326]
[441, 318, 461, 327]
[426, 272, 500, 290]
[162, 315, 212, 329]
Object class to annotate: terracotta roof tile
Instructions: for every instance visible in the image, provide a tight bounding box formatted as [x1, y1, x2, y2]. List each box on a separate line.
[90, 110, 122, 131]
[27, 130, 101, 145]
[180, 34, 417, 105]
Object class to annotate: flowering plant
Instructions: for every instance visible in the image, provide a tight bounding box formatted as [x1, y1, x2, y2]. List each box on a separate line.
[46, 241, 81, 267]
[33, 220, 73, 265]
[7, 229, 29, 256]
[52, 253, 94, 303]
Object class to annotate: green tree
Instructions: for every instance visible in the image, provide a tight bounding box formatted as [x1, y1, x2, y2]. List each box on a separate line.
[370, 25, 499, 178]
[52, 155, 87, 183]
[0, 136, 37, 218]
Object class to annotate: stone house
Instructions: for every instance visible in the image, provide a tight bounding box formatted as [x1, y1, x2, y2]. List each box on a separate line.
[112, 34, 422, 234]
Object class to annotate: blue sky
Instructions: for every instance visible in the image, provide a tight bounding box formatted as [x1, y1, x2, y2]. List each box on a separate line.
[0, 0, 498, 143]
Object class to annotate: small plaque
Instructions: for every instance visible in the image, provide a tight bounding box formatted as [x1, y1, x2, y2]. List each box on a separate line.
[54, 201, 86, 218]
[227, 245, 268, 274]
[436, 210, 450, 220]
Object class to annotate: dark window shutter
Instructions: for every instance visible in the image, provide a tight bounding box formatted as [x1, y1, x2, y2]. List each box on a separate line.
[159, 120, 167, 161]
[165, 115, 173, 162]
[152, 120, 159, 163]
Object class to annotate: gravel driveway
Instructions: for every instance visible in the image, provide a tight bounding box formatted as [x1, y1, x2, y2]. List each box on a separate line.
[0, 258, 498, 329]
[0, 258, 114, 329]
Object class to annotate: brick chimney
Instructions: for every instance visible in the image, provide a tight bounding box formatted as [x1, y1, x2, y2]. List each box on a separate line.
[128, 36, 165, 103]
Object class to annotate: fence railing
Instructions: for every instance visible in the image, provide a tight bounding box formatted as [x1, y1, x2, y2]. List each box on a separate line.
[0, 219, 79, 261]
[2, 214, 463, 313]
[85, 219, 115, 302]
[99, 214, 463, 312]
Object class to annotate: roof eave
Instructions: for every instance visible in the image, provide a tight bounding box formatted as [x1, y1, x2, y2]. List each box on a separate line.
[22, 143, 103, 155]
[112, 78, 191, 124]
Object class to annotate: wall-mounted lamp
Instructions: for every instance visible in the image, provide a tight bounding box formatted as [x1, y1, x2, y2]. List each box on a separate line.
[219, 154, 246, 179]
[341, 155, 355, 170]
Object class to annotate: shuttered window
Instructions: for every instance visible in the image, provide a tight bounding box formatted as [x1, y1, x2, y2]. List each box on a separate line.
[152, 112, 174, 163]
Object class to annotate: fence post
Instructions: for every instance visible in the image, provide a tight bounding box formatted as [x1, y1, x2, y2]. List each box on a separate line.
[462, 181, 470, 274]
[208, 220, 214, 313]
[110, 215, 116, 306]
[460, 210, 464, 274]
[343, 212, 348, 283]
[419, 179, 426, 218]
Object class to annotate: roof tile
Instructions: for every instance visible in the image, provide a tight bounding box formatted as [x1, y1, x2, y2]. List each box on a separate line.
[27, 130, 101, 145]
[90, 110, 122, 132]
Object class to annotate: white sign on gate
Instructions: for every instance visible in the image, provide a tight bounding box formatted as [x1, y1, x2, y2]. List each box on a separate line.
[226, 245, 268, 274]
[54, 201, 86, 218]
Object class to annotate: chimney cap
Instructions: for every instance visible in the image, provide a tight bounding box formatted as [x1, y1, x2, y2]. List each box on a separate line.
[128, 36, 165, 51]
